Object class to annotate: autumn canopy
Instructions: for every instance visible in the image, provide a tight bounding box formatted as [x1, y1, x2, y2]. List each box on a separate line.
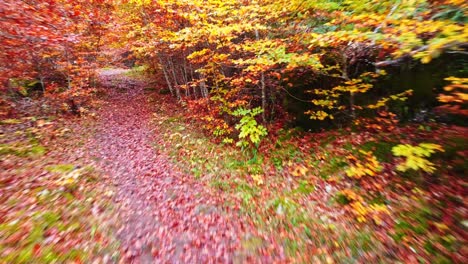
[0, 0, 467, 263]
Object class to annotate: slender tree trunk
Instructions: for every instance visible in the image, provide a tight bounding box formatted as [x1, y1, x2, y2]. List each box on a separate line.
[182, 60, 189, 85]
[182, 61, 190, 97]
[39, 76, 45, 93]
[349, 91, 355, 119]
[341, 53, 355, 119]
[65, 45, 72, 90]
[189, 64, 197, 98]
[169, 59, 181, 100]
[260, 71, 266, 123]
[158, 55, 174, 97]
[199, 72, 208, 98]
[255, 29, 267, 123]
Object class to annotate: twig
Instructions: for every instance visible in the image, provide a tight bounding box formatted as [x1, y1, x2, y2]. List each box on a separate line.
[280, 86, 310, 103]
[375, 42, 467, 67]
[373, 1, 401, 34]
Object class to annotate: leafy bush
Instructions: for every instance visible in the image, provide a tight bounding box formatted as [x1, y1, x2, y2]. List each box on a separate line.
[232, 107, 268, 150]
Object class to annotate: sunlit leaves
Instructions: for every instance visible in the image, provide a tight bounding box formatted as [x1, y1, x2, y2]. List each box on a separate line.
[232, 107, 268, 149]
[338, 189, 389, 224]
[345, 150, 382, 179]
[306, 72, 388, 120]
[291, 165, 309, 177]
[251, 174, 264, 186]
[392, 143, 444, 173]
[367, 90, 413, 109]
[436, 77, 468, 116]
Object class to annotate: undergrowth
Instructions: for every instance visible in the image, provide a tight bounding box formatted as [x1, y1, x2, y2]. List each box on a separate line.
[149, 92, 466, 263]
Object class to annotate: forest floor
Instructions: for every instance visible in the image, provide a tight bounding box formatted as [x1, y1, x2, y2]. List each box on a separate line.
[0, 69, 466, 263]
[88, 69, 252, 263]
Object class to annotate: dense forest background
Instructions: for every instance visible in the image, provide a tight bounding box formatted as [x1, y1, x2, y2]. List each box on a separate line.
[2, 0, 467, 129]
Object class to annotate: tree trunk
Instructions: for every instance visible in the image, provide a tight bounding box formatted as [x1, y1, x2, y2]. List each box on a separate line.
[260, 71, 266, 123]
[158, 55, 174, 97]
[199, 72, 209, 98]
[39, 76, 45, 93]
[341, 53, 355, 119]
[255, 29, 267, 123]
[169, 59, 181, 101]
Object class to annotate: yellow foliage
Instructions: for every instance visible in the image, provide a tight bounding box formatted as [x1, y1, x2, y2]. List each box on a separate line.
[392, 143, 444, 173]
[367, 90, 412, 109]
[345, 150, 382, 179]
[251, 174, 264, 186]
[306, 110, 332, 120]
[291, 165, 309, 177]
[438, 77, 468, 107]
[350, 201, 390, 225]
[340, 189, 363, 202]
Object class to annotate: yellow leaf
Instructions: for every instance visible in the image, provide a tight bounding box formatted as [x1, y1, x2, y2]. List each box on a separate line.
[291, 165, 309, 177]
[251, 174, 264, 186]
[421, 56, 432, 64]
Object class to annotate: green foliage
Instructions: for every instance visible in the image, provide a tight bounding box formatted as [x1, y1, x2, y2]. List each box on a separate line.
[45, 164, 75, 174]
[29, 145, 46, 157]
[335, 192, 351, 205]
[359, 141, 396, 162]
[317, 155, 348, 179]
[0, 118, 23, 125]
[392, 143, 444, 173]
[0, 142, 46, 158]
[232, 107, 268, 149]
[293, 180, 315, 195]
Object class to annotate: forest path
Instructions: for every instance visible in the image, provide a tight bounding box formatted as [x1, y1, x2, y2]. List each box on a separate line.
[88, 69, 246, 263]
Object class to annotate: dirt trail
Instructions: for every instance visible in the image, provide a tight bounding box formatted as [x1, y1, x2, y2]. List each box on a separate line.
[88, 70, 246, 263]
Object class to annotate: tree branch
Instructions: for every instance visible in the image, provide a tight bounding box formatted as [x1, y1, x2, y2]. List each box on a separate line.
[375, 42, 468, 68]
[373, 1, 400, 34]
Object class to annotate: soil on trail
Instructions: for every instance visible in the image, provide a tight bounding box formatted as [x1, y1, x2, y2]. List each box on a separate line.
[89, 69, 246, 262]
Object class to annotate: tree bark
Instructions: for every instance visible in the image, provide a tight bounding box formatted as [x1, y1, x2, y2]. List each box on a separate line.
[158, 55, 174, 97]
[341, 53, 355, 119]
[255, 29, 267, 123]
[169, 59, 181, 101]
[199, 72, 209, 98]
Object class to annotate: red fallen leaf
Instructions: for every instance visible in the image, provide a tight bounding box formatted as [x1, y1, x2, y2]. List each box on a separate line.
[442, 213, 454, 225]
[33, 244, 41, 256]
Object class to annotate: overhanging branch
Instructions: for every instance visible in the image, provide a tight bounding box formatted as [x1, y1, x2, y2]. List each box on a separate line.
[374, 42, 468, 68]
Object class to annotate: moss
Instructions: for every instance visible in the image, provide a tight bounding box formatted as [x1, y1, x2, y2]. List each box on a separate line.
[352, 231, 373, 255]
[293, 180, 315, 195]
[0, 143, 46, 157]
[0, 144, 17, 156]
[190, 167, 203, 179]
[0, 118, 22, 125]
[28, 145, 46, 157]
[318, 156, 348, 179]
[158, 88, 171, 94]
[283, 237, 301, 257]
[369, 193, 389, 205]
[210, 180, 230, 191]
[334, 192, 351, 205]
[241, 235, 264, 252]
[360, 140, 396, 162]
[45, 164, 75, 174]
[319, 134, 337, 147]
